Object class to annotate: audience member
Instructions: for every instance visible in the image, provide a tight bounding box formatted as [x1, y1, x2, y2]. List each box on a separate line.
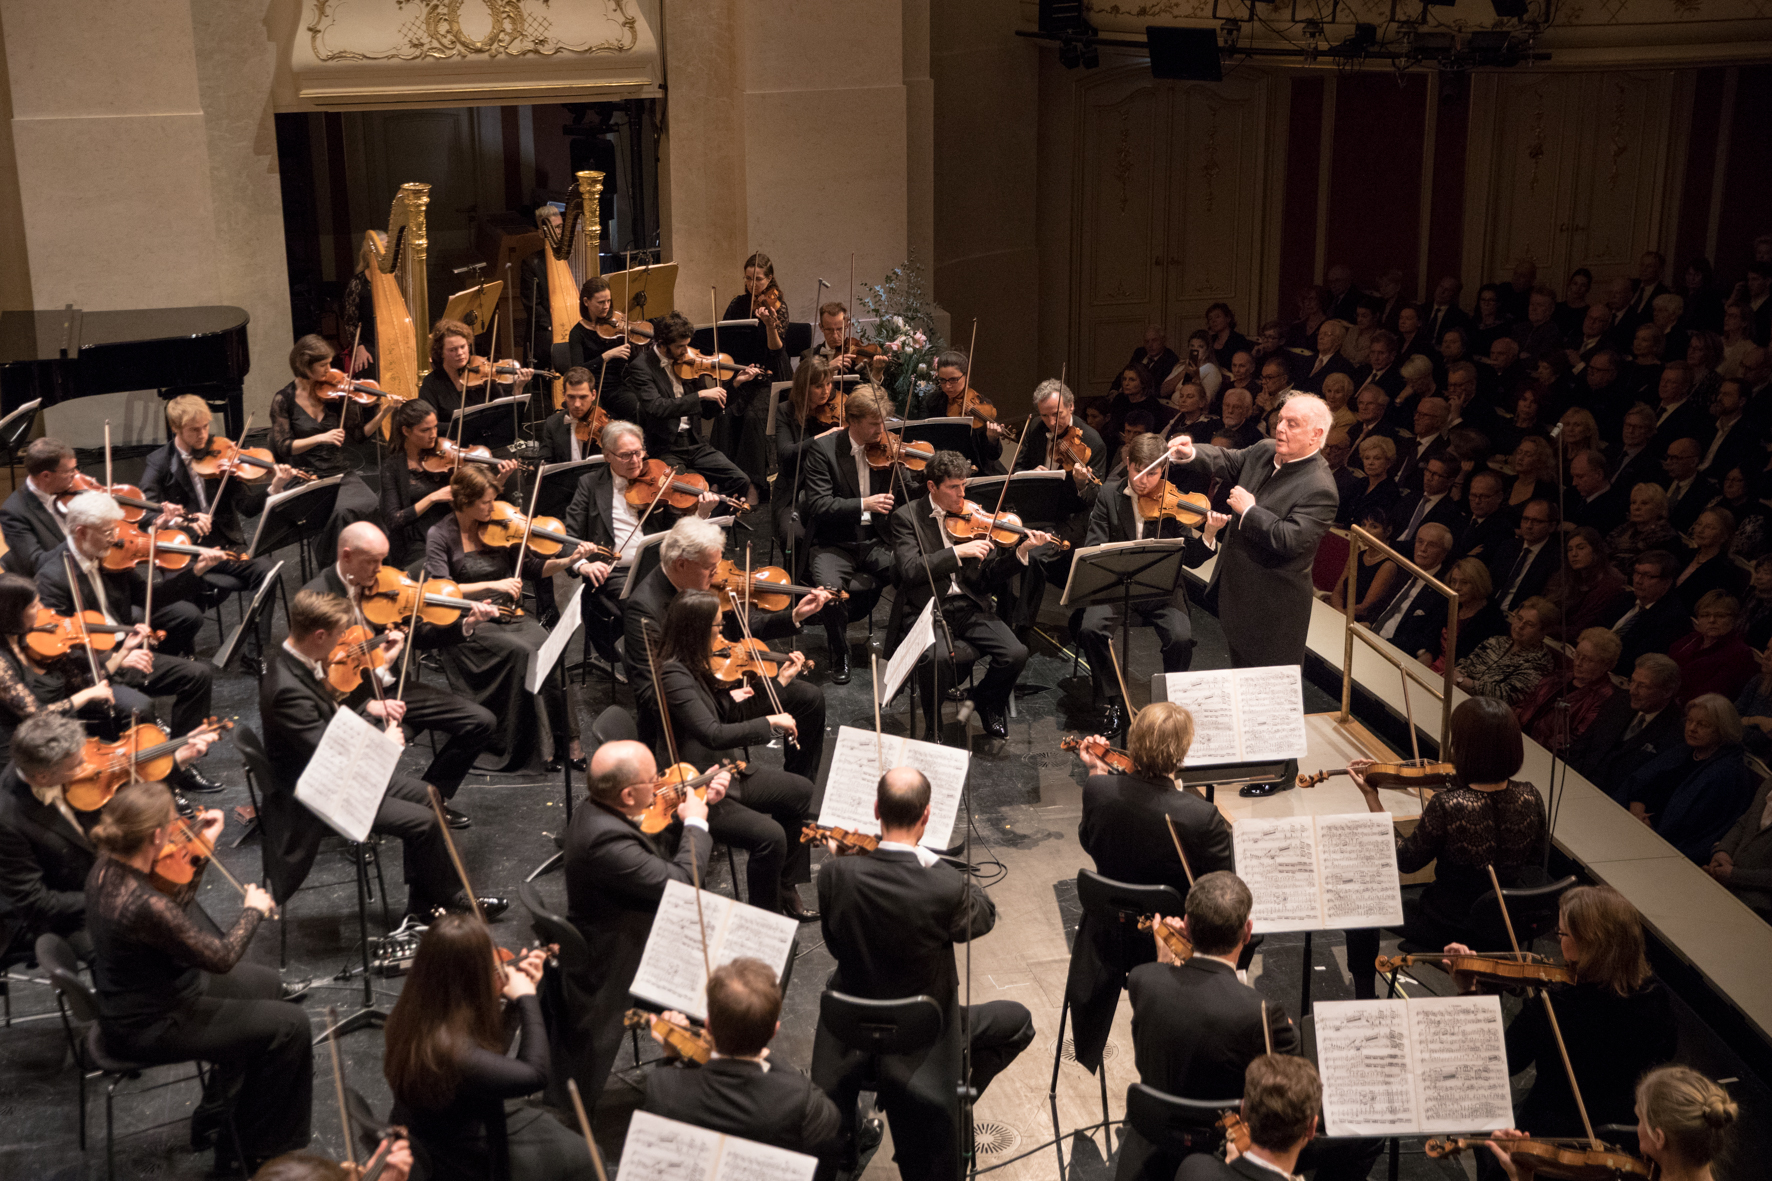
[1707, 771, 1772, 921]
[1603, 550, 1691, 674]
[1669, 591, 1758, 703]
[1422, 557, 1507, 669]
[1571, 654, 1685, 786]
[1673, 508, 1748, 609]
[1606, 487, 1683, 579]
[1514, 628, 1623, 755]
[1542, 527, 1626, 636]
[1337, 436, 1400, 526]
[1614, 694, 1755, 862]
[1329, 511, 1402, 623]
[1452, 596, 1558, 706]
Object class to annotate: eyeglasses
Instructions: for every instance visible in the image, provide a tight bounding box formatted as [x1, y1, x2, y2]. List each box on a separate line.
[611, 448, 645, 462]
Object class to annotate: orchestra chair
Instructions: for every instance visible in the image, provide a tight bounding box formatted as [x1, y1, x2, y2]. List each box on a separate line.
[1122, 1083, 1236, 1166]
[37, 933, 245, 1181]
[1382, 875, 1577, 998]
[818, 987, 943, 1169]
[233, 725, 390, 969]
[1051, 872, 1185, 1128]
[526, 705, 639, 881]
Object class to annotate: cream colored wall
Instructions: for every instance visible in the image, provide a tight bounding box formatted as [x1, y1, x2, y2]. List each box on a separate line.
[0, 13, 28, 312]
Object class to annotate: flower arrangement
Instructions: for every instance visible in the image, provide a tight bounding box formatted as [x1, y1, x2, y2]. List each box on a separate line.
[856, 261, 945, 416]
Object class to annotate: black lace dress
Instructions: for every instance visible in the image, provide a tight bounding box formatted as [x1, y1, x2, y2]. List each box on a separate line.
[85, 857, 311, 1166]
[0, 638, 85, 764]
[269, 381, 381, 564]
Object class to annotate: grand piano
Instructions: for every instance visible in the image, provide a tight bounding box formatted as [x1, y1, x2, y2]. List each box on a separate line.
[0, 305, 251, 435]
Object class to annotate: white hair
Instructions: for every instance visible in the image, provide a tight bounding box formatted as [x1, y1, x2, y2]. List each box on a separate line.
[63, 490, 123, 532]
[1399, 354, 1435, 381]
[1652, 293, 1685, 317]
[1282, 393, 1335, 437]
[1033, 379, 1075, 410]
[660, 516, 725, 567]
[601, 420, 643, 450]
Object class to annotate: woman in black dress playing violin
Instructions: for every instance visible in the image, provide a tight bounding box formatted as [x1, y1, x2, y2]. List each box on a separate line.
[567, 275, 636, 412]
[269, 334, 389, 563]
[418, 318, 534, 445]
[379, 399, 458, 571]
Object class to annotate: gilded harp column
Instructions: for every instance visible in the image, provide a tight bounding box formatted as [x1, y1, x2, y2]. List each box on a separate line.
[398, 182, 432, 376]
[575, 170, 603, 281]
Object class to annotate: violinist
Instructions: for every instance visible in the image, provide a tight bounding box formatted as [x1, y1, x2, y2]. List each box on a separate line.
[1066, 703, 1233, 1078]
[618, 310, 755, 506]
[0, 574, 117, 761]
[537, 367, 602, 468]
[567, 276, 637, 406]
[0, 438, 80, 576]
[712, 253, 792, 492]
[270, 335, 386, 562]
[1009, 379, 1107, 633]
[805, 301, 885, 383]
[1175, 1056, 1322, 1181]
[656, 591, 819, 916]
[1078, 433, 1229, 734]
[725, 251, 791, 368]
[774, 357, 844, 551]
[425, 466, 587, 774]
[417, 318, 534, 446]
[37, 492, 221, 793]
[301, 523, 496, 828]
[84, 780, 310, 1174]
[1488, 1066, 1735, 1181]
[142, 394, 296, 673]
[378, 399, 458, 570]
[1342, 697, 1547, 1001]
[928, 349, 1007, 476]
[801, 386, 905, 683]
[890, 449, 1045, 738]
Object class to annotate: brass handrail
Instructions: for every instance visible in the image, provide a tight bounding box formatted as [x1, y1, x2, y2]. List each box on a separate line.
[1339, 525, 1459, 752]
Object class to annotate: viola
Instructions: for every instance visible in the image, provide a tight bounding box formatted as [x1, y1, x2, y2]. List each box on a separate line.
[56, 472, 166, 523]
[863, 435, 936, 471]
[190, 437, 314, 483]
[1424, 1136, 1649, 1181]
[325, 624, 403, 696]
[671, 347, 764, 384]
[102, 521, 246, 572]
[594, 315, 655, 345]
[1374, 951, 1577, 988]
[710, 638, 814, 685]
[25, 606, 161, 659]
[419, 438, 531, 474]
[1137, 915, 1194, 962]
[476, 501, 615, 561]
[1218, 1111, 1251, 1156]
[65, 717, 233, 813]
[624, 458, 751, 513]
[708, 559, 844, 614]
[1060, 735, 1134, 774]
[800, 823, 880, 855]
[312, 368, 399, 406]
[623, 1009, 712, 1064]
[940, 500, 1069, 552]
[1053, 425, 1100, 485]
[1136, 482, 1211, 528]
[639, 759, 745, 835]
[359, 566, 521, 628]
[460, 356, 558, 384]
[1297, 761, 1455, 790]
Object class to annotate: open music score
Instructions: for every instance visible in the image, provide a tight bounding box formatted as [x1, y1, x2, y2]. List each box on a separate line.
[1232, 813, 1403, 932]
[619, 1110, 816, 1181]
[628, 881, 797, 1022]
[1155, 665, 1309, 765]
[816, 726, 969, 851]
[293, 706, 403, 843]
[1314, 996, 1513, 1137]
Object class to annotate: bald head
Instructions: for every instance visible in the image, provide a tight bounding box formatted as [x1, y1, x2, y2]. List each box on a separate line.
[588, 740, 657, 812]
[876, 767, 932, 839]
[339, 521, 389, 557]
[336, 521, 391, 587]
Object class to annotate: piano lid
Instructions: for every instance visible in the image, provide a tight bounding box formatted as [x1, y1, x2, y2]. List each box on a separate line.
[0, 306, 251, 410]
[0, 306, 250, 362]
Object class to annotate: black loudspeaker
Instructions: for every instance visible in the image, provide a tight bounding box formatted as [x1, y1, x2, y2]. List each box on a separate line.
[1040, 0, 1087, 34]
[1146, 25, 1222, 82]
[1490, 0, 1529, 15]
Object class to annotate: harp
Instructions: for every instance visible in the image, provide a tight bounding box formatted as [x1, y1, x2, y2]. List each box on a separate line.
[362, 182, 430, 436]
[541, 170, 604, 408]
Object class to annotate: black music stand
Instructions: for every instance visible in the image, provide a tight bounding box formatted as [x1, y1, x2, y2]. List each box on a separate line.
[451, 394, 530, 449]
[249, 476, 343, 582]
[213, 559, 285, 674]
[1061, 539, 1191, 707]
[961, 470, 1074, 526]
[1150, 673, 1292, 801]
[898, 417, 973, 455]
[0, 397, 40, 488]
[534, 455, 603, 520]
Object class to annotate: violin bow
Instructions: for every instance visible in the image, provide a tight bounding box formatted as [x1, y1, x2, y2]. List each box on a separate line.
[1395, 660, 1427, 811]
[1106, 640, 1138, 719]
[710, 285, 721, 393]
[641, 627, 713, 979]
[871, 652, 885, 770]
[566, 1079, 612, 1181]
[206, 411, 255, 521]
[61, 552, 106, 691]
[427, 783, 484, 924]
[512, 468, 543, 597]
[723, 552, 796, 752]
[347, 596, 398, 730]
[613, 464, 674, 560]
[393, 575, 424, 703]
[1261, 999, 1273, 1055]
[177, 814, 248, 900]
[104, 420, 114, 495]
[323, 1005, 359, 1171]
[1163, 814, 1195, 887]
[128, 709, 141, 785]
[963, 319, 979, 416]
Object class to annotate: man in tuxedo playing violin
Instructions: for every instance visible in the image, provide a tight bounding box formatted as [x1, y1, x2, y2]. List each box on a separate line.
[0, 438, 82, 577]
[1077, 434, 1226, 735]
[1010, 379, 1108, 635]
[141, 395, 295, 675]
[620, 310, 755, 506]
[536, 368, 603, 507]
[890, 449, 1044, 739]
[301, 521, 497, 829]
[1175, 1056, 1324, 1181]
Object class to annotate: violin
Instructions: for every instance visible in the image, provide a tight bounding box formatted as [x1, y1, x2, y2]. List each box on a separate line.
[671, 347, 764, 384]
[624, 458, 751, 513]
[324, 624, 403, 696]
[809, 386, 847, 429]
[150, 813, 217, 901]
[103, 521, 246, 572]
[570, 396, 611, 445]
[1218, 1111, 1252, 1156]
[710, 638, 813, 685]
[419, 438, 531, 474]
[1424, 1136, 1649, 1181]
[863, 435, 936, 471]
[1053, 425, 1100, 485]
[639, 759, 746, 835]
[359, 566, 521, 628]
[1137, 915, 1194, 962]
[1136, 481, 1211, 528]
[708, 559, 845, 613]
[838, 337, 884, 364]
[799, 823, 880, 855]
[460, 356, 558, 384]
[1374, 951, 1577, 988]
[752, 284, 787, 334]
[25, 606, 161, 659]
[476, 501, 615, 561]
[623, 1009, 712, 1064]
[56, 472, 166, 523]
[940, 500, 1069, 552]
[1061, 735, 1134, 774]
[1297, 761, 1455, 790]
[946, 387, 1019, 441]
[65, 717, 233, 813]
[312, 368, 399, 406]
[190, 437, 314, 483]
[594, 314, 654, 345]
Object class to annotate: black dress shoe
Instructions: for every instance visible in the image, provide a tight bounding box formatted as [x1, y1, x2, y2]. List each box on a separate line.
[279, 977, 315, 1002]
[828, 648, 851, 684]
[545, 755, 589, 773]
[780, 887, 819, 922]
[982, 711, 1008, 739]
[443, 806, 472, 829]
[476, 895, 509, 921]
[179, 765, 226, 794]
[1239, 780, 1294, 798]
[1099, 700, 1128, 737]
[237, 654, 266, 679]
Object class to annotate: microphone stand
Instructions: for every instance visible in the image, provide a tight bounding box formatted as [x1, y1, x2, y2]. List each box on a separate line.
[1544, 420, 1572, 873]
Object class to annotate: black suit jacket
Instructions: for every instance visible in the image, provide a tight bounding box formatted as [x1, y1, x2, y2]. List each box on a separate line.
[562, 464, 670, 558]
[621, 344, 718, 456]
[1392, 434, 1453, 493]
[1353, 364, 1407, 400]
[802, 431, 905, 548]
[1012, 419, 1107, 539]
[643, 1058, 844, 1164]
[1570, 696, 1686, 787]
[0, 485, 69, 576]
[1601, 592, 1690, 674]
[1699, 418, 1759, 482]
[1178, 1155, 1288, 1181]
[1295, 352, 1354, 396]
[36, 539, 201, 625]
[1451, 512, 1514, 564]
[1665, 476, 1720, 533]
[1081, 479, 1215, 608]
[621, 565, 797, 710]
[1611, 445, 1669, 495]
[1423, 303, 1471, 346]
[1486, 538, 1559, 610]
[299, 566, 467, 670]
[889, 496, 1021, 617]
[0, 766, 94, 955]
[1566, 486, 1629, 536]
[1387, 489, 1465, 546]
[1651, 398, 1715, 459]
[140, 440, 270, 548]
[537, 410, 584, 468]
[1374, 564, 1452, 659]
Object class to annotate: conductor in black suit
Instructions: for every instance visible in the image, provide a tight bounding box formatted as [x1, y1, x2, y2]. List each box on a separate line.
[643, 957, 844, 1165]
[618, 310, 755, 504]
[561, 738, 721, 1109]
[1062, 702, 1234, 1078]
[0, 438, 80, 577]
[1176, 1055, 1324, 1181]
[812, 768, 1035, 1181]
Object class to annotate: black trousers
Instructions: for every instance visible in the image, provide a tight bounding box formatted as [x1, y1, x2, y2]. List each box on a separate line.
[662, 438, 751, 503]
[916, 603, 1027, 721]
[707, 768, 817, 910]
[201, 555, 279, 658]
[132, 600, 205, 659]
[725, 676, 826, 780]
[809, 540, 895, 654]
[378, 773, 466, 913]
[111, 651, 214, 737]
[578, 564, 630, 666]
[102, 962, 312, 1169]
[1009, 538, 1077, 630]
[399, 680, 496, 798]
[1078, 599, 1193, 699]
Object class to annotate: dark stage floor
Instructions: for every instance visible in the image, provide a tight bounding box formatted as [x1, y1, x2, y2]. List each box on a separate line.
[1, 481, 1766, 1180]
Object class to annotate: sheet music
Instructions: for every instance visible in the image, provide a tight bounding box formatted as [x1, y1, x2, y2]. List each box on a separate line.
[1233, 816, 1323, 931]
[1315, 997, 1511, 1136]
[1315, 813, 1405, 929]
[880, 599, 935, 704]
[1158, 665, 1309, 765]
[294, 707, 402, 843]
[815, 726, 968, 849]
[629, 881, 797, 1021]
[526, 582, 584, 693]
[619, 1112, 818, 1181]
[1161, 669, 1241, 764]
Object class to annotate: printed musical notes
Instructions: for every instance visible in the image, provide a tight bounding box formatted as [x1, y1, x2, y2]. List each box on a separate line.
[628, 881, 797, 1021]
[816, 725, 969, 850]
[1315, 996, 1513, 1136]
[618, 1111, 816, 1181]
[1156, 665, 1309, 765]
[1233, 813, 1403, 933]
[295, 706, 401, 843]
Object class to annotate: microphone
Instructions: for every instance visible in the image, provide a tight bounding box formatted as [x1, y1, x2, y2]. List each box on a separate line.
[818, 279, 830, 288]
[452, 262, 487, 276]
[1548, 422, 1563, 439]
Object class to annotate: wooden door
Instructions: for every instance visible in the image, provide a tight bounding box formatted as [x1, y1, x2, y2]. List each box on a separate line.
[1562, 71, 1677, 279]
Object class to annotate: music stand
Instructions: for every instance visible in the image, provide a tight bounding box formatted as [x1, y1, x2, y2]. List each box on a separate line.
[963, 470, 1073, 526]
[1150, 673, 1291, 799]
[898, 417, 973, 454]
[607, 261, 678, 320]
[441, 280, 504, 336]
[450, 394, 530, 448]
[213, 559, 285, 673]
[534, 455, 604, 519]
[619, 530, 670, 602]
[248, 476, 343, 576]
[1061, 539, 1191, 705]
[0, 397, 40, 487]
